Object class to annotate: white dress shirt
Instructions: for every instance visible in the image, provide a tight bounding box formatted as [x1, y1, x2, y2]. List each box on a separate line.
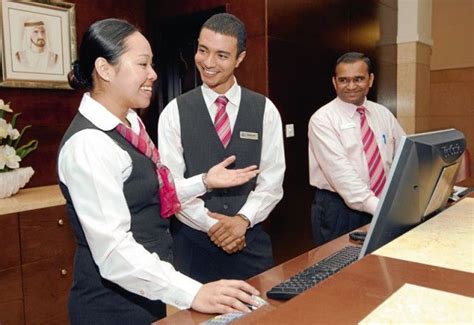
[308, 97, 405, 214]
[58, 93, 202, 310]
[158, 80, 285, 231]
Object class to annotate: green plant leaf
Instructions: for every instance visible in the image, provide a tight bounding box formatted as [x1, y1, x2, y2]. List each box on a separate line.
[11, 112, 21, 128]
[16, 140, 38, 159]
[13, 124, 31, 148]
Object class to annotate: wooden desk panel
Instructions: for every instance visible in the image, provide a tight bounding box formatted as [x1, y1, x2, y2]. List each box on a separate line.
[0, 213, 20, 270]
[19, 205, 75, 264]
[0, 186, 71, 325]
[156, 229, 367, 324]
[235, 255, 474, 324]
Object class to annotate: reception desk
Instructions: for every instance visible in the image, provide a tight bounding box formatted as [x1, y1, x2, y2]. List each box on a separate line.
[0, 185, 73, 324]
[157, 195, 474, 324]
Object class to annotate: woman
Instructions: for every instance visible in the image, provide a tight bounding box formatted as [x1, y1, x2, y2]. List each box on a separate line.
[58, 18, 260, 324]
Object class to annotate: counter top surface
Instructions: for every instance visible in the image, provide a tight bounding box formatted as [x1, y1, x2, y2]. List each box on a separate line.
[374, 198, 474, 273]
[0, 185, 65, 215]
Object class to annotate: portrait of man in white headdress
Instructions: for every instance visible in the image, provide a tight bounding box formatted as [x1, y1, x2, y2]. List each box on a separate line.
[14, 19, 59, 72]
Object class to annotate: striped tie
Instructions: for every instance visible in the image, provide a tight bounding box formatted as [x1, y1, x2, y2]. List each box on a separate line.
[116, 120, 181, 218]
[214, 96, 231, 148]
[357, 107, 386, 197]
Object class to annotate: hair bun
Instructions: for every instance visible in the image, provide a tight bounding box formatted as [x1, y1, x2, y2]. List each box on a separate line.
[68, 60, 90, 90]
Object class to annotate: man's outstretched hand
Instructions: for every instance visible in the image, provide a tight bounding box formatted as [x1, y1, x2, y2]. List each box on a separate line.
[205, 156, 259, 190]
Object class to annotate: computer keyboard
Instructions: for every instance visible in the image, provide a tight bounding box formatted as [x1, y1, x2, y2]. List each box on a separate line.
[266, 245, 361, 300]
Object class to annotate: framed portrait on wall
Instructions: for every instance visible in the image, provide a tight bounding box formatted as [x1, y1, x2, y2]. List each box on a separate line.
[0, 0, 76, 89]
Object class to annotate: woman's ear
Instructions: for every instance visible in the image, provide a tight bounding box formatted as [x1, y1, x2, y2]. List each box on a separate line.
[94, 57, 111, 82]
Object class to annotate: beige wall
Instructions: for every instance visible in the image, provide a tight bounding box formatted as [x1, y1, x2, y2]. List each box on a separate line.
[429, 0, 474, 185]
[431, 0, 474, 70]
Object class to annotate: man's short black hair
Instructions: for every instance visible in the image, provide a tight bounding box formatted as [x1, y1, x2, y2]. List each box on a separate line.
[334, 52, 372, 75]
[201, 13, 246, 56]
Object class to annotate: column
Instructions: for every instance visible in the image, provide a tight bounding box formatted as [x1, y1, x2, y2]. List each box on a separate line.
[397, 0, 433, 134]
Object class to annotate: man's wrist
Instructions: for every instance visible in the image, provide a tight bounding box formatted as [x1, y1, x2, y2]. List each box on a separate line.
[236, 213, 251, 228]
[202, 173, 212, 192]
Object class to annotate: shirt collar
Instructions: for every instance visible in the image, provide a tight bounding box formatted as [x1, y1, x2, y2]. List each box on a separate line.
[78, 93, 139, 132]
[201, 77, 240, 108]
[335, 96, 369, 118]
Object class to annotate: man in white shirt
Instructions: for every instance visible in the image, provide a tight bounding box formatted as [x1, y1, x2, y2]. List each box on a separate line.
[158, 13, 285, 282]
[308, 52, 405, 246]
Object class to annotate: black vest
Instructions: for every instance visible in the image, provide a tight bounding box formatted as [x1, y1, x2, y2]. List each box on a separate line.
[58, 113, 171, 323]
[175, 87, 265, 248]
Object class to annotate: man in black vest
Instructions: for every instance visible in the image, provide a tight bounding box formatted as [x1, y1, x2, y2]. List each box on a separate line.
[158, 13, 285, 283]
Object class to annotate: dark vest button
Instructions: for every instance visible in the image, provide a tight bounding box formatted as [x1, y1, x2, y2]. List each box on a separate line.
[223, 204, 229, 210]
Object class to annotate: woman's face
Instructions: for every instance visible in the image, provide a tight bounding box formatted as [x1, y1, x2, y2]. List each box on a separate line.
[109, 31, 157, 110]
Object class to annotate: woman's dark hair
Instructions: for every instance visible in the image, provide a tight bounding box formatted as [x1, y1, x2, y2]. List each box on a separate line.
[68, 18, 137, 90]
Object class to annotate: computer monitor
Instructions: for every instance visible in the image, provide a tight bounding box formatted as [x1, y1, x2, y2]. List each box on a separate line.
[359, 128, 466, 257]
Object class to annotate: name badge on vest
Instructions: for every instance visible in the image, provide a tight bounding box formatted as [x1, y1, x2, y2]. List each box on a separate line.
[240, 131, 259, 140]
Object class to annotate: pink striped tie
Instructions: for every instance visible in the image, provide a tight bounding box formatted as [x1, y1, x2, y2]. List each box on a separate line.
[357, 107, 386, 197]
[116, 120, 181, 218]
[214, 96, 231, 148]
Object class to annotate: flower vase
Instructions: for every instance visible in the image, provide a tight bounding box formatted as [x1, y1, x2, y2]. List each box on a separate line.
[0, 167, 34, 198]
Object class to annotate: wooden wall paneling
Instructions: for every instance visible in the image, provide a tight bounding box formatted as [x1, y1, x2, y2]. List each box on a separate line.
[266, 36, 334, 263]
[429, 67, 474, 186]
[149, 0, 227, 19]
[236, 35, 268, 95]
[227, 0, 266, 38]
[266, 0, 351, 261]
[150, 0, 266, 39]
[3, 88, 82, 189]
[229, 0, 268, 96]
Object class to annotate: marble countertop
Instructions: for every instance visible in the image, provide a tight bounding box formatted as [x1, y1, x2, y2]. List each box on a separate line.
[0, 185, 66, 215]
[374, 198, 474, 273]
[360, 283, 473, 324]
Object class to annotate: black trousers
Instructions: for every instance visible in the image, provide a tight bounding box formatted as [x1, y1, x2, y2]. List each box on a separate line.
[171, 221, 274, 283]
[311, 188, 372, 246]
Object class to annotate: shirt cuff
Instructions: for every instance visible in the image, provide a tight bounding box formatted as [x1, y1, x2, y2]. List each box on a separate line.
[237, 208, 254, 227]
[206, 216, 219, 230]
[161, 271, 203, 310]
[365, 196, 379, 215]
[175, 174, 207, 203]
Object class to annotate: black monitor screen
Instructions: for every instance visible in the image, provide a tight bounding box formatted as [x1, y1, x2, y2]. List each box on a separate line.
[359, 128, 466, 257]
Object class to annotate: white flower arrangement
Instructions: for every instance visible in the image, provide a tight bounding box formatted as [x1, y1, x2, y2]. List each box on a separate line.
[0, 99, 38, 172]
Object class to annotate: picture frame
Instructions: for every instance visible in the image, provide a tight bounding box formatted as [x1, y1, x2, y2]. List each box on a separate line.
[0, 0, 76, 89]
